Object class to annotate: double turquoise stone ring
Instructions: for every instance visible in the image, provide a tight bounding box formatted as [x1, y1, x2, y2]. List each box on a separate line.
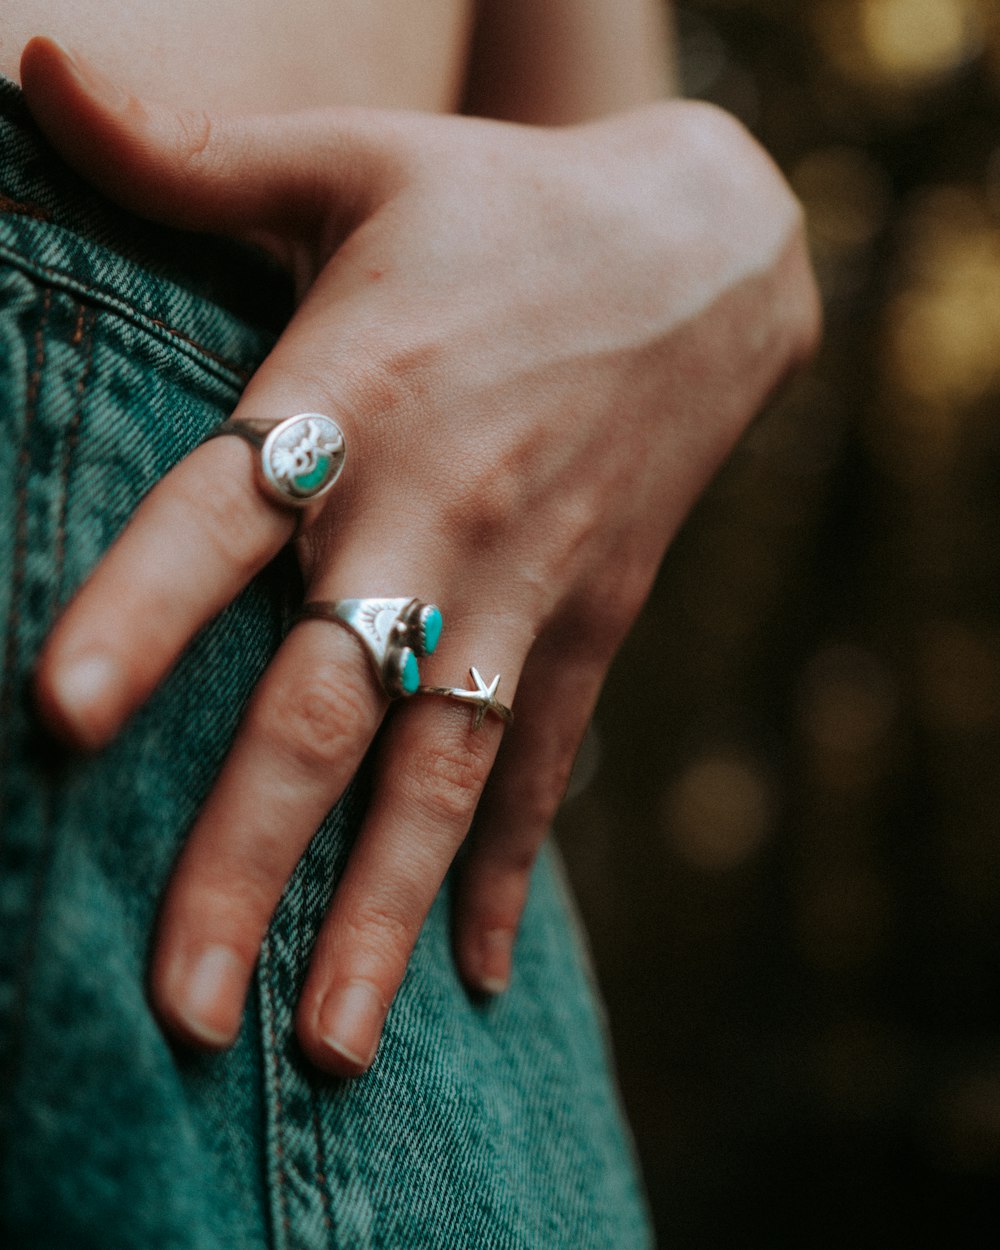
[296, 598, 444, 699]
[207, 412, 346, 508]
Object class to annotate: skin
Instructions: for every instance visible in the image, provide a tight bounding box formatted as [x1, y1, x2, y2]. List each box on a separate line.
[17, 4, 821, 1078]
[0, 0, 475, 112]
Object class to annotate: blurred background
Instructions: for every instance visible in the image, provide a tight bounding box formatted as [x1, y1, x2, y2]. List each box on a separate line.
[554, 1, 1000, 1245]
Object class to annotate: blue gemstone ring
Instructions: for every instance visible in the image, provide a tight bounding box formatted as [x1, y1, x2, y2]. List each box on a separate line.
[206, 412, 346, 509]
[295, 598, 444, 699]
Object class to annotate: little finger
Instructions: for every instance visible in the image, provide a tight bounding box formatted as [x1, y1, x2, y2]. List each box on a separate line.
[452, 643, 607, 995]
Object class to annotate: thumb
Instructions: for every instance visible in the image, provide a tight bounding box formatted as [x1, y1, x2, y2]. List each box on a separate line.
[19, 37, 399, 254]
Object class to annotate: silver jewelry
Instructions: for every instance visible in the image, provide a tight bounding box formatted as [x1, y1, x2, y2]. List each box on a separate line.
[418, 667, 513, 730]
[296, 598, 443, 698]
[206, 412, 346, 508]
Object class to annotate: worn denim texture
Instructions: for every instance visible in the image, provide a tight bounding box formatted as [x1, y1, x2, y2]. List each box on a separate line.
[0, 78, 653, 1250]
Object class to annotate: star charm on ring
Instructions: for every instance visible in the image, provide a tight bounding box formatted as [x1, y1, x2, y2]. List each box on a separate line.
[418, 666, 514, 730]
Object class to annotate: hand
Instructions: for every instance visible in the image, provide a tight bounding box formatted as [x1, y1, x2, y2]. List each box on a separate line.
[24, 36, 820, 1076]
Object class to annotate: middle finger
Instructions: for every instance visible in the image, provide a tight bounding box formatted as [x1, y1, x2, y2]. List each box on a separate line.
[149, 617, 384, 1049]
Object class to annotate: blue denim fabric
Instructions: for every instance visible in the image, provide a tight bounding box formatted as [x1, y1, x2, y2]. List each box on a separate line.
[0, 77, 653, 1249]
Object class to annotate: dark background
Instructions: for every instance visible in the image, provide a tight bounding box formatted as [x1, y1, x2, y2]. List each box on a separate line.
[556, 2, 1000, 1245]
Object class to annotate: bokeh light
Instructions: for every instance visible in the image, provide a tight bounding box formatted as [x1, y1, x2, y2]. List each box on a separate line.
[663, 748, 775, 871]
[813, 0, 984, 93]
[885, 187, 1000, 405]
[556, 2, 1000, 1244]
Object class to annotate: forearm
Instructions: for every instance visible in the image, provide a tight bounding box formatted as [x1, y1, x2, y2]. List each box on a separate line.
[463, 0, 676, 124]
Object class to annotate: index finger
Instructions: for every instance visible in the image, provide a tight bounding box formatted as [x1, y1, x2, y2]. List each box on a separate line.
[35, 431, 298, 749]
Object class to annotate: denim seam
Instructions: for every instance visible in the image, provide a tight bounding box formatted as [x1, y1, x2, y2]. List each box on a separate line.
[0, 288, 69, 1185]
[290, 866, 334, 1243]
[309, 1094, 334, 1242]
[0, 239, 252, 390]
[0, 284, 50, 859]
[260, 934, 292, 1250]
[0, 782, 57, 1186]
[52, 304, 95, 600]
[0, 191, 51, 221]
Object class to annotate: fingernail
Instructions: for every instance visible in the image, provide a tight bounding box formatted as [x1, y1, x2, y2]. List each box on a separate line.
[55, 40, 130, 111]
[173, 945, 246, 1047]
[46, 39, 92, 84]
[51, 653, 122, 748]
[318, 981, 385, 1070]
[475, 929, 513, 995]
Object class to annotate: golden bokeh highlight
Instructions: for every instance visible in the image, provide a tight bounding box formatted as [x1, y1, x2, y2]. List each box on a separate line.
[861, 0, 979, 81]
[798, 645, 899, 791]
[813, 0, 985, 94]
[884, 188, 1000, 407]
[793, 147, 889, 255]
[792, 146, 890, 298]
[662, 749, 774, 871]
[555, 0, 1000, 1235]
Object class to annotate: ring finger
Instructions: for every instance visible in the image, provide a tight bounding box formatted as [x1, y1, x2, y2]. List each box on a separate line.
[294, 625, 524, 1076]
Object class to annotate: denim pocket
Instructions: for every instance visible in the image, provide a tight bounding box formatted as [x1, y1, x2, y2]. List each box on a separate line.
[0, 81, 653, 1250]
[0, 240, 291, 1249]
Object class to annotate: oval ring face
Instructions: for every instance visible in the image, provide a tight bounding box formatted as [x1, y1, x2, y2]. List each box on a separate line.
[259, 412, 346, 506]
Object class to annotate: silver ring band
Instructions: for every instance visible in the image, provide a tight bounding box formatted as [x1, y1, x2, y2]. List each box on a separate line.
[206, 412, 346, 509]
[418, 667, 513, 730]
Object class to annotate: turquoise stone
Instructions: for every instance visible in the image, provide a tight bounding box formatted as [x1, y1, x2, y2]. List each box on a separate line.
[400, 649, 420, 695]
[293, 454, 331, 493]
[422, 606, 443, 656]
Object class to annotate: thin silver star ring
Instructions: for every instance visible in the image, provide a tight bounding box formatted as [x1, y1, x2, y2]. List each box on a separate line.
[418, 667, 514, 730]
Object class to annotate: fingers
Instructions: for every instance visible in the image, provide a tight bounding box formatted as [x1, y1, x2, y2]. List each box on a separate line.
[34, 437, 296, 749]
[149, 619, 385, 1048]
[19, 36, 400, 249]
[450, 640, 607, 996]
[33, 234, 412, 750]
[293, 639, 522, 1076]
[147, 595, 600, 1077]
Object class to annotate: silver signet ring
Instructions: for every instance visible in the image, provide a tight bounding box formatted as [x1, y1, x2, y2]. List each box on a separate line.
[207, 412, 346, 508]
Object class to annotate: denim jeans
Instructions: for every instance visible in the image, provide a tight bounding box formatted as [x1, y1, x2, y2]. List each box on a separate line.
[0, 77, 652, 1249]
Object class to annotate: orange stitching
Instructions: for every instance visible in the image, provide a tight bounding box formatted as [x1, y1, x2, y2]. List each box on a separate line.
[0, 192, 52, 222]
[71, 304, 85, 347]
[53, 305, 95, 597]
[262, 938, 292, 1242]
[0, 242, 255, 381]
[296, 880, 335, 1234]
[0, 286, 51, 851]
[148, 316, 254, 381]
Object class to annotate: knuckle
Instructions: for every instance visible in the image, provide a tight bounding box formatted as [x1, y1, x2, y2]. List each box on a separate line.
[334, 334, 444, 439]
[257, 667, 371, 771]
[171, 459, 270, 579]
[536, 753, 578, 817]
[441, 454, 522, 556]
[452, 458, 516, 534]
[175, 109, 214, 162]
[401, 739, 493, 828]
[338, 901, 418, 971]
[492, 838, 538, 881]
[488, 721, 589, 834]
[496, 769, 567, 837]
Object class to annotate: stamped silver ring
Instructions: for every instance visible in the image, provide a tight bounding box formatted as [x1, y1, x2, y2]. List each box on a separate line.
[296, 598, 444, 698]
[418, 667, 514, 731]
[206, 412, 346, 508]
